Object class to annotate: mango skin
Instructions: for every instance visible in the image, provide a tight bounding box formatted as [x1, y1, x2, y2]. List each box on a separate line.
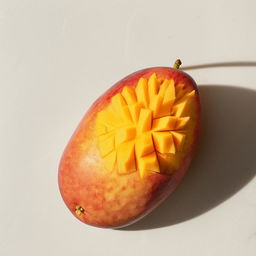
[58, 67, 201, 228]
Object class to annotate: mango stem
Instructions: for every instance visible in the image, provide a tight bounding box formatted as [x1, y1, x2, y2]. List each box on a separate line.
[173, 59, 182, 69]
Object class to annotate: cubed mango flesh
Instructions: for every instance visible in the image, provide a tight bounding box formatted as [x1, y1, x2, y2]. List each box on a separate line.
[153, 132, 175, 154]
[148, 73, 159, 100]
[95, 73, 196, 177]
[122, 86, 137, 105]
[137, 152, 160, 178]
[152, 116, 177, 131]
[136, 78, 149, 108]
[135, 132, 154, 157]
[137, 108, 152, 134]
[117, 141, 136, 174]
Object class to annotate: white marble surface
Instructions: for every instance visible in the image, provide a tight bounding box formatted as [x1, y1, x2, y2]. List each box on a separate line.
[0, 0, 255, 255]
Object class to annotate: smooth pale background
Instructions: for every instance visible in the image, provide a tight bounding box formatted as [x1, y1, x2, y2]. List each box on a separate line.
[0, 0, 256, 255]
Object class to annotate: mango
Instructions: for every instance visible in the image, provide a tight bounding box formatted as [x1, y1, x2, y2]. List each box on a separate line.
[58, 60, 201, 228]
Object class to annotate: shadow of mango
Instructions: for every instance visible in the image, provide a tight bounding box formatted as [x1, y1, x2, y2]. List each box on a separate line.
[123, 85, 256, 230]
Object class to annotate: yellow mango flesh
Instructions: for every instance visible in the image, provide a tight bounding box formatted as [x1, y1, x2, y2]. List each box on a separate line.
[137, 108, 152, 134]
[103, 151, 116, 171]
[153, 132, 175, 154]
[117, 142, 136, 174]
[152, 116, 177, 131]
[115, 126, 136, 145]
[175, 117, 190, 130]
[128, 103, 140, 123]
[135, 78, 149, 108]
[137, 152, 160, 178]
[122, 86, 137, 104]
[171, 131, 186, 150]
[149, 95, 164, 118]
[158, 79, 171, 97]
[135, 132, 154, 157]
[98, 135, 115, 157]
[111, 94, 133, 123]
[148, 73, 159, 100]
[95, 73, 196, 178]
[163, 80, 175, 104]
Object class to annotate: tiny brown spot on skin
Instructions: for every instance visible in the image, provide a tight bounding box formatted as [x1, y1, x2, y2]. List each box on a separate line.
[75, 205, 85, 216]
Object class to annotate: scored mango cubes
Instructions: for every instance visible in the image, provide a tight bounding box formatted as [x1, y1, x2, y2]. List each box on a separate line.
[95, 73, 195, 177]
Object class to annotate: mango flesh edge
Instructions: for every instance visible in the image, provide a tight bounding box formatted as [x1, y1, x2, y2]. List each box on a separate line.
[58, 66, 200, 229]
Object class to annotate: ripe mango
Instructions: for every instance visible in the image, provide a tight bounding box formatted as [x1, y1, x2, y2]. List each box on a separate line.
[58, 62, 201, 228]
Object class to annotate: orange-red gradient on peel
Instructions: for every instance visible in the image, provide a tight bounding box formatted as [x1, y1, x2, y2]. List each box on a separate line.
[58, 67, 200, 228]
